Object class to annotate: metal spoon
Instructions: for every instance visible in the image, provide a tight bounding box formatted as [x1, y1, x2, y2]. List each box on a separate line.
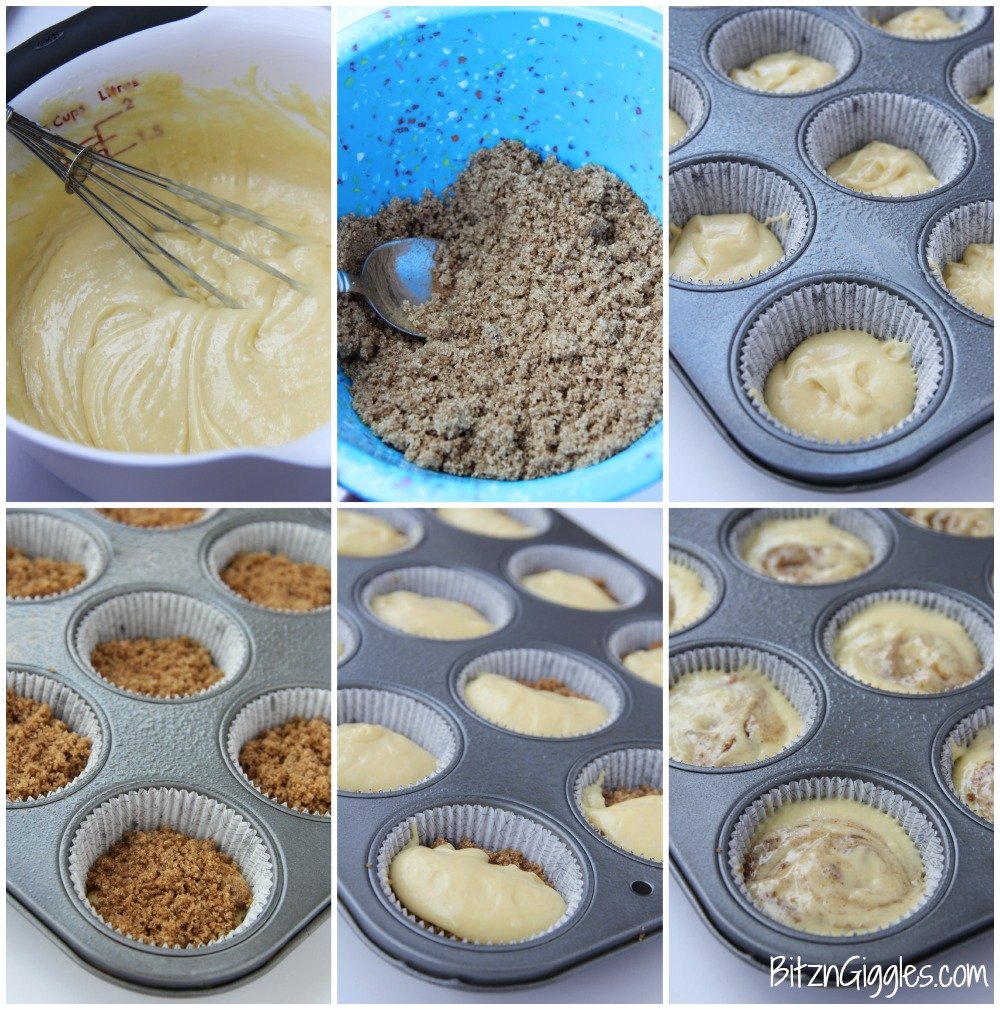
[337, 237, 439, 340]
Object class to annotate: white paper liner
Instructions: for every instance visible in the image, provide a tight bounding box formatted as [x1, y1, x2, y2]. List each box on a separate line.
[67, 786, 274, 949]
[669, 159, 811, 287]
[707, 8, 856, 91]
[669, 67, 707, 149]
[454, 648, 624, 737]
[337, 686, 458, 793]
[6, 667, 104, 804]
[668, 545, 722, 635]
[227, 687, 331, 816]
[726, 507, 892, 583]
[205, 519, 331, 613]
[337, 508, 424, 556]
[338, 610, 360, 666]
[727, 774, 946, 937]
[951, 42, 994, 117]
[92, 508, 219, 530]
[507, 545, 646, 609]
[737, 280, 946, 446]
[6, 511, 107, 601]
[804, 92, 969, 199]
[668, 644, 819, 767]
[434, 507, 550, 538]
[375, 803, 586, 946]
[572, 747, 663, 862]
[72, 590, 250, 700]
[924, 199, 994, 321]
[361, 565, 515, 638]
[939, 704, 994, 823]
[822, 586, 994, 693]
[855, 6, 987, 38]
[607, 620, 664, 686]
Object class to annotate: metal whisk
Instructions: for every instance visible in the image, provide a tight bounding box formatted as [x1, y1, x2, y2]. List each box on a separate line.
[6, 107, 303, 309]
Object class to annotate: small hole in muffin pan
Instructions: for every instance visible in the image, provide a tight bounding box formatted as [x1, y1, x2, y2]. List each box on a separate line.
[669, 508, 993, 975]
[669, 7, 993, 489]
[6, 509, 330, 994]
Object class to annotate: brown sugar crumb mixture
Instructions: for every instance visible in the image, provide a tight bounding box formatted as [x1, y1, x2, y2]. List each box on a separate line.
[517, 677, 588, 699]
[239, 716, 331, 814]
[90, 636, 225, 697]
[85, 826, 252, 947]
[338, 139, 663, 480]
[7, 546, 85, 598]
[603, 784, 662, 806]
[221, 551, 331, 611]
[6, 689, 91, 800]
[432, 836, 553, 888]
[97, 508, 205, 528]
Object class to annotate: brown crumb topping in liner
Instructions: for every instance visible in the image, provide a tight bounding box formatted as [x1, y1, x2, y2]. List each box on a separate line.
[7, 547, 85, 598]
[221, 551, 331, 611]
[97, 508, 205, 528]
[90, 636, 225, 697]
[239, 716, 331, 814]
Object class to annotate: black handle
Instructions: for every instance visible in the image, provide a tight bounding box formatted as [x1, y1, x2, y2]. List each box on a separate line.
[7, 6, 207, 103]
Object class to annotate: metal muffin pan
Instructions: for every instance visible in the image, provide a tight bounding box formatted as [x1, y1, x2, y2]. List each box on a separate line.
[669, 507, 993, 973]
[6, 508, 331, 994]
[337, 508, 663, 988]
[669, 7, 994, 488]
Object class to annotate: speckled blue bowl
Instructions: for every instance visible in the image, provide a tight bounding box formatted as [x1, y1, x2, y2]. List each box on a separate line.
[337, 6, 663, 502]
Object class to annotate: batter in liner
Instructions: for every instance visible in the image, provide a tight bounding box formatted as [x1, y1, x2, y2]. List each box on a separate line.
[669, 213, 784, 283]
[581, 774, 662, 861]
[520, 569, 619, 610]
[943, 242, 994, 318]
[669, 561, 711, 632]
[951, 723, 993, 822]
[874, 7, 962, 39]
[435, 508, 534, 539]
[741, 515, 873, 584]
[669, 108, 689, 146]
[371, 590, 495, 640]
[338, 723, 437, 792]
[899, 507, 993, 537]
[827, 141, 939, 197]
[622, 643, 663, 686]
[7, 72, 330, 453]
[729, 51, 837, 94]
[337, 511, 408, 557]
[968, 84, 994, 117]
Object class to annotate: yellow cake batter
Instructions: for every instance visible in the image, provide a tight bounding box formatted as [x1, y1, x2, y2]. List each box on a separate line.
[435, 508, 534, 538]
[7, 71, 331, 453]
[520, 570, 620, 610]
[729, 50, 838, 94]
[827, 141, 939, 197]
[622, 644, 663, 686]
[900, 507, 993, 537]
[337, 511, 408, 557]
[669, 213, 785, 283]
[337, 723, 438, 792]
[581, 775, 662, 861]
[874, 7, 962, 39]
[370, 590, 495, 640]
[968, 84, 994, 118]
[943, 242, 994, 318]
[669, 561, 711, 632]
[741, 515, 873, 584]
[762, 329, 917, 442]
[951, 723, 993, 822]
[669, 108, 689, 146]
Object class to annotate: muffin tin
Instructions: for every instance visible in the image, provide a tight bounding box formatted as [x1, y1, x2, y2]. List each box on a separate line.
[6, 508, 331, 994]
[337, 508, 663, 988]
[669, 508, 993, 972]
[669, 7, 994, 488]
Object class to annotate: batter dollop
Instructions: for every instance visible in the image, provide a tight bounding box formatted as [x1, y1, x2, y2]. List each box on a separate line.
[581, 775, 662, 861]
[951, 723, 994, 822]
[520, 570, 619, 610]
[968, 84, 994, 117]
[370, 590, 494, 640]
[828, 141, 939, 197]
[669, 213, 784, 283]
[874, 7, 962, 39]
[742, 797, 925, 936]
[900, 507, 993, 537]
[7, 72, 330, 453]
[337, 511, 408, 557]
[669, 666, 802, 767]
[729, 50, 838, 94]
[762, 329, 917, 442]
[669, 561, 711, 632]
[834, 599, 981, 694]
[337, 723, 437, 792]
[943, 242, 993, 318]
[741, 516, 873, 584]
[669, 108, 689, 146]
[622, 644, 663, 686]
[435, 508, 533, 539]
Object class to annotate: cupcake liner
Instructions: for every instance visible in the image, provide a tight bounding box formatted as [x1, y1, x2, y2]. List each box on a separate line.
[67, 786, 275, 949]
[669, 159, 812, 287]
[93, 508, 219, 530]
[668, 545, 722, 634]
[607, 620, 664, 685]
[821, 586, 994, 691]
[950, 42, 994, 118]
[434, 507, 550, 538]
[669, 67, 707, 150]
[338, 610, 360, 666]
[338, 508, 424, 557]
[856, 6, 987, 39]
[737, 279, 946, 446]
[361, 565, 515, 638]
[374, 802, 586, 946]
[707, 8, 857, 93]
[72, 589, 251, 700]
[938, 704, 994, 824]
[454, 648, 624, 737]
[924, 199, 994, 321]
[803, 92, 970, 199]
[227, 687, 331, 816]
[571, 747, 663, 862]
[6, 666, 106, 804]
[727, 774, 946, 937]
[6, 511, 108, 601]
[205, 519, 331, 613]
[668, 644, 820, 768]
[726, 507, 893, 582]
[507, 545, 646, 609]
[337, 686, 459, 793]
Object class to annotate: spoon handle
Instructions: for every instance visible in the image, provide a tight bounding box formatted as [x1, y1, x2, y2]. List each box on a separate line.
[337, 270, 359, 295]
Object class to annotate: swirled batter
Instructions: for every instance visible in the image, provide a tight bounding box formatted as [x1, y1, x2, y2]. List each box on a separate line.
[951, 723, 993, 822]
[900, 507, 993, 537]
[874, 7, 962, 39]
[7, 72, 330, 453]
[669, 213, 784, 283]
[742, 797, 925, 936]
[669, 561, 711, 632]
[741, 515, 873, 584]
[729, 51, 837, 94]
[943, 242, 994, 318]
[828, 141, 939, 197]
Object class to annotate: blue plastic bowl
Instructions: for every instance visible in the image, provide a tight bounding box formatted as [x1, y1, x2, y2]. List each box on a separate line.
[337, 6, 663, 501]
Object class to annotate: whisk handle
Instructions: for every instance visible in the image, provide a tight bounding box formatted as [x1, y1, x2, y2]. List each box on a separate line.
[8, 7, 206, 103]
